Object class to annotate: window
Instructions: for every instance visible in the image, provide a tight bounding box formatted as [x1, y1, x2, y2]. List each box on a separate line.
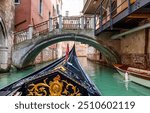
[39, 0, 43, 16]
[14, 0, 20, 4]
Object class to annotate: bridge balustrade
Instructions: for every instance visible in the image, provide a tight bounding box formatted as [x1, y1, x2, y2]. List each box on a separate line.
[14, 15, 94, 45]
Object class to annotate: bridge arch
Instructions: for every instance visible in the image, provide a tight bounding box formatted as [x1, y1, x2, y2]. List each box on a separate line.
[12, 33, 120, 68]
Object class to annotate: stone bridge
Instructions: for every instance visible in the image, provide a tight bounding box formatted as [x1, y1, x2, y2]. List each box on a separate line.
[13, 16, 120, 68]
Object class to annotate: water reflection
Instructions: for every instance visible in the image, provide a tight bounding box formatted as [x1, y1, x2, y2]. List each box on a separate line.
[0, 57, 150, 95]
[78, 57, 150, 96]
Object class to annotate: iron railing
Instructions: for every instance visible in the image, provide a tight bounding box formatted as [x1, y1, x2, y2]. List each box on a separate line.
[14, 15, 94, 45]
[33, 20, 49, 37]
[94, 0, 136, 32]
[14, 17, 58, 44]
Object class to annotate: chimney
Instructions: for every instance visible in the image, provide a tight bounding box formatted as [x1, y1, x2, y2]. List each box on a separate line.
[66, 11, 69, 17]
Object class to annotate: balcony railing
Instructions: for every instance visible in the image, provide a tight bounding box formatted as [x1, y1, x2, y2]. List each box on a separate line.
[94, 0, 136, 34]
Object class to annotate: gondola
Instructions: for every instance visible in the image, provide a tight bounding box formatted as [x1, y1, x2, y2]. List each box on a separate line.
[0, 45, 101, 96]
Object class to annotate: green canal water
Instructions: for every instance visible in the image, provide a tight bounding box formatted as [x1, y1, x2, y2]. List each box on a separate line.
[0, 57, 150, 96]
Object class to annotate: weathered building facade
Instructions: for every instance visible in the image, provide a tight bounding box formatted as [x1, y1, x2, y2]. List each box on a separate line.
[58, 41, 88, 58]
[120, 28, 150, 69]
[0, 0, 15, 72]
[14, 0, 62, 65]
[15, 0, 60, 31]
[82, 0, 150, 69]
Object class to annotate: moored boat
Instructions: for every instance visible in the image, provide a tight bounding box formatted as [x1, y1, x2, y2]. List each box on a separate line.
[0, 45, 101, 96]
[114, 64, 150, 88]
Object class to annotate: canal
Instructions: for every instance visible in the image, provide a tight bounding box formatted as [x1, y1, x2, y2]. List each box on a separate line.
[0, 57, 150, 96]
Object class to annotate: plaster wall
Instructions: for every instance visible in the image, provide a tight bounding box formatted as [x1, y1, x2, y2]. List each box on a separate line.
[120, 29, 149, 69]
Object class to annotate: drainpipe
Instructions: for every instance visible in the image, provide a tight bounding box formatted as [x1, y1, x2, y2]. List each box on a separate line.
[111, 23, 150, 39]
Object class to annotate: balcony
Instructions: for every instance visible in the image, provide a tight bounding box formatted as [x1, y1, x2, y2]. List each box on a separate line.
[82, 0, 101, 14]
[83, 0, 150, 36]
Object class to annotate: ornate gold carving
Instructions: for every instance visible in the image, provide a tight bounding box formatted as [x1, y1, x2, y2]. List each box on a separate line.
[62, 80, 80, 96]
[49, 75, 63, 96]
[27, 75, 81, 96]
[54, 66, 66, 72]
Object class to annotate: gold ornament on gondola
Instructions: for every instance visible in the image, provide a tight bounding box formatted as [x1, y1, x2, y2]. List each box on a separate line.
[27, 75, 81, 96]
[49, 75, 63, 96]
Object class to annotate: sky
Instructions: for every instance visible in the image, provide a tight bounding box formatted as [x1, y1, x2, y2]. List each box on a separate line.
[62, 0, 83, 16]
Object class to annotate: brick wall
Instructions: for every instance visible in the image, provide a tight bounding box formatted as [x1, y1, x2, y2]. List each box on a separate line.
[15, 0, 31, 31]
[15, 0, 59, 65]
[15, 0, 55, 31]
[59, 42, 88, 57]
[34, 46, 57, 64]
[31, 0, 54, 25]
[87, 46, 100, 61]
[121, 29, 150, 69]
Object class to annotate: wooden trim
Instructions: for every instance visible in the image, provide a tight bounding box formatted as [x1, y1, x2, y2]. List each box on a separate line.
[129, 72, 150, 80]
[115, 65, 150, 81]
[128, 14, 150, 18]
